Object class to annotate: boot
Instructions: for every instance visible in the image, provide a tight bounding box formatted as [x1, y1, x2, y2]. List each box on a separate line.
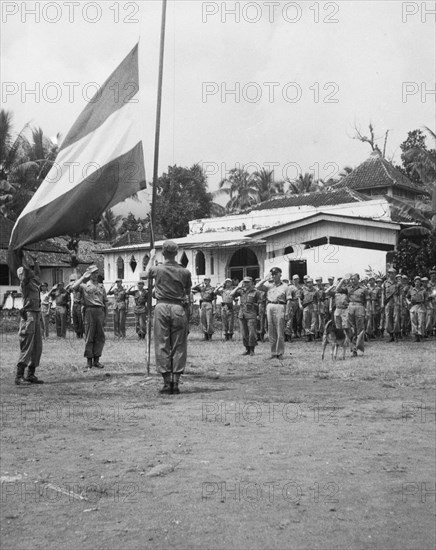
[228, 333, 233, 341]
[26, 365, 44, 384]
[85, 357, 93, 370]
[249, 347, 255, 356]
[307, 334, 313, 342]
[15, 363, 31, 386]
[172, 373, 181, 394]
[242, 347, 250, 356]
[204, 333, 209, 341]
[159, 373, 172, 394]
[388, 333, 395, 342]
[415, 334, 421, 342]
[93, 357, 104, 369]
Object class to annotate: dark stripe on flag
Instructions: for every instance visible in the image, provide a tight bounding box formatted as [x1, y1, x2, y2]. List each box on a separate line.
[60, 44, 139, 152]
[9, 142, 145, 251]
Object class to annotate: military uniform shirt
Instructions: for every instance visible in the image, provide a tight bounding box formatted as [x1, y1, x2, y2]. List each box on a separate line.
[79, 281, 108, 308]
[258, 281, 290, 303]
[149, 261, 192, 301]
[21, 268, 41, 312]
[234, 288, 262, 319]
[347, 284, 369, 304]
[407, 287, 427, 304]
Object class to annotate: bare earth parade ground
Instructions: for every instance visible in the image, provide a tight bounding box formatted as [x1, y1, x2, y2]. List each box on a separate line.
[0, 327, 435, 550]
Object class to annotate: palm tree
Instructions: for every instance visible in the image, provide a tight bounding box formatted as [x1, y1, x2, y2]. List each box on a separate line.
[252, 168, 285, 202]
[288, 172, 320, 195]
[386, 127, 436, 235]
[215, 167, 260, 213]
[97, 209, 122, 242]
[0, 109, 60, 220]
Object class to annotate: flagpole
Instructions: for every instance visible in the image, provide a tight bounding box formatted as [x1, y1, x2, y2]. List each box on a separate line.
[147, 0, 168, 374]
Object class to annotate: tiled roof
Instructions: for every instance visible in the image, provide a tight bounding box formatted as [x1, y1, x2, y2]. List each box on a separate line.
[333, 151, 426, 194]
[250, 188, 368, 211]
[112, 230, 165, 248]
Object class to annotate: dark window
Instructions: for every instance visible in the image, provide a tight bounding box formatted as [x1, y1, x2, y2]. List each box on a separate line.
[142, 255, 150, 270]
[289, 260, 307, 281]
[52, 268, 64, 284]
[210, 255, 214, 275]
[0, 264, 9, 285]
[130, 256, 137, 273]
[117, 257, 125, 279]
[180, 252, 189, 267]
[195, 251, 205, 275]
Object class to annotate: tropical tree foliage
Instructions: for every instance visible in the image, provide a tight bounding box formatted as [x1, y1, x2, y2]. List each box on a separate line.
[0, 109, 59, 220]
[215, 167, 260, 213]
[288, 172, 321, 195]
[252, 168, 285, 202]
[97, 209, 122, 242]
[154, 163, 214, 238]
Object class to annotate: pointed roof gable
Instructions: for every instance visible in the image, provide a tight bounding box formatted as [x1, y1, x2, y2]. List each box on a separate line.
[333, 150, 426, 194]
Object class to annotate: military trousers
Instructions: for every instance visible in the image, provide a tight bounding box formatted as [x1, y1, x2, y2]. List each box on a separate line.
[55, 305, 67, 337]
[303, 304, 316, 335]
[267, 303, 285, 356]
[17, 311, 43, 369]
[410, 304, 426, 336]
[40, 308, 50, 338]
[239, 315, 257, 349]
[221, 304, 234, 335]
[135, 310, 147, 337]
[113, 305, 126, 337]
[200, 302, 214, 336]
[84, 307, 105, 359]
[72, 303, 84, 337]
[348, 304, 366, 351]
[154, 303, 188, 374]
[384, 301, 400, 334]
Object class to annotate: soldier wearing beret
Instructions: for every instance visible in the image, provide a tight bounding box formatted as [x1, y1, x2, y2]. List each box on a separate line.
[366, 276, 382, 338]
[231, 276, 262, 356]
[145, 241, 192, 394]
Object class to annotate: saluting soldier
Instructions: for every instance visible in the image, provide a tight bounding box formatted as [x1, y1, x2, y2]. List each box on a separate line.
[254, 277, 267, 342]
[328, 277, 350, 337]
[366, 276, 382, 338]
[344, 273, 370, 356]
[382, 268, 401, 342]
[40, 282, 51, 339]
[256, 267, 291, 359]
[66, 274, 84, 339]
[300, 278, 318, 342]
[71, 265, 108, 369]
[108, 279, 128, 338]
[289, 274, 303, 338]
[192, 277, 216, 340]
[15, 254, 44, 385]
[215, 278, 235, 341]
[232, 276, 262, 356]
[375, 277, 385, 335]
[127, 281, 148, 339]
[314, 276, 326, 338]
[48, 281, 70, 338]
[406, 276, 427, 342]
[400, 275, 411, 337]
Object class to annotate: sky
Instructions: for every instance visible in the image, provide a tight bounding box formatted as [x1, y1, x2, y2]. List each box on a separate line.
[1, 0, 435, 216]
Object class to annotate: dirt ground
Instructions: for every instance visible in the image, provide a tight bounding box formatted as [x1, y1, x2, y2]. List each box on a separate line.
[1, 329, 435, 550]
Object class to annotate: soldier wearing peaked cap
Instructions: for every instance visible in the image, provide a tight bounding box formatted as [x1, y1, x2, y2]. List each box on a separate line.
[145, 241, 192, 394]
[256, 267, 292, 358]
[382, 268, 401, 342]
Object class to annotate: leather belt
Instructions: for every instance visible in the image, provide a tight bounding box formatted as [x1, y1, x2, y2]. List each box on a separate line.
[156, 299, 184, 305]
[349, 301, 364, 305]
[268, 301, 285, 305]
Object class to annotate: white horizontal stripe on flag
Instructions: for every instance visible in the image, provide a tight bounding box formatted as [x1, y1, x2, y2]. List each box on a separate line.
[18, 97, 144, 220]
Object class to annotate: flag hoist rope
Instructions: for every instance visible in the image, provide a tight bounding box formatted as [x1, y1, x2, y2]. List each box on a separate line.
[146, 0, 168, 374]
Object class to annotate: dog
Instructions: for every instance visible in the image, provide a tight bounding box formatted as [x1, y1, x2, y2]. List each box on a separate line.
[322, 320, 349, 360]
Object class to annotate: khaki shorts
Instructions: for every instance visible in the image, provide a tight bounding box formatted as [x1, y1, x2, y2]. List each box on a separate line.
[334, 308, 349, 329]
